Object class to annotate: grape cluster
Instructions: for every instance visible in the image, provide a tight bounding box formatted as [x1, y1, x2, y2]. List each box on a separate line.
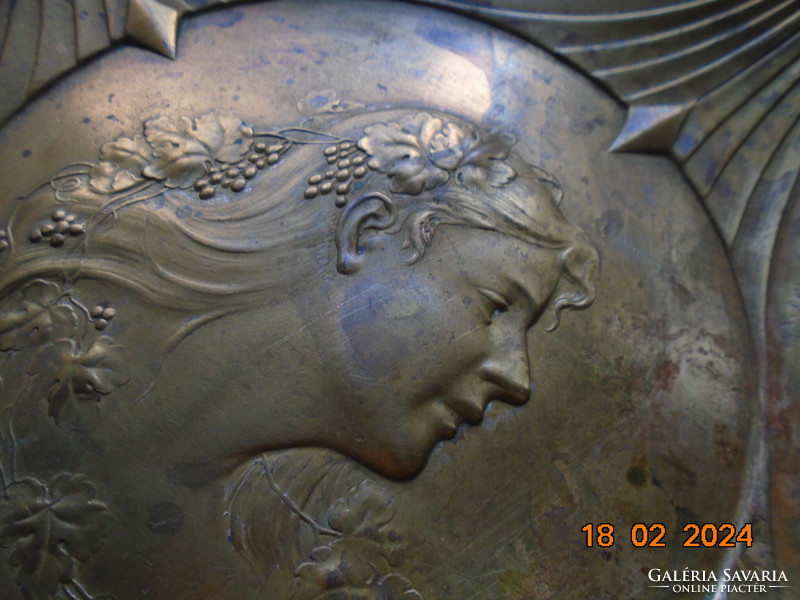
[0, 229, 7, 252]
[304, 141, 368, 207]
[193, 140, 288, 200]
[28, 209, 84, 247]
[90, 304, 116, 331]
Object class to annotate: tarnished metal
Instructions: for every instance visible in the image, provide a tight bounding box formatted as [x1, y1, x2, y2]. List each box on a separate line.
[0, 1, 794, 598]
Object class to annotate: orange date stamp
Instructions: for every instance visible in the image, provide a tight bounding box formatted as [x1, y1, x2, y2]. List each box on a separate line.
[581, 523, 753, 548]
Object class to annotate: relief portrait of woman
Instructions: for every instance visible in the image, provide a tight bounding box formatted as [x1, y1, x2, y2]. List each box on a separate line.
[0, 2, 759, 599]
[0, 104, 598, 599]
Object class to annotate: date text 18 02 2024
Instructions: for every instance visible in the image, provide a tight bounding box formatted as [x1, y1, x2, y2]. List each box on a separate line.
[581, 523, 754, 548]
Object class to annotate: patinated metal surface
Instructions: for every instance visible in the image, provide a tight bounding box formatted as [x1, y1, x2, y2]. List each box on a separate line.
[0, 1, 794, 599]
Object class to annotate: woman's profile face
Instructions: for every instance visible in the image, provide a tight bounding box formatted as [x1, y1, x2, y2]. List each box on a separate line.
[315, 224, 563, 479]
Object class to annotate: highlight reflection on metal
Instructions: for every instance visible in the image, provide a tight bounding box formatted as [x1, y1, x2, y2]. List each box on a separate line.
[0, 0, 793, 598]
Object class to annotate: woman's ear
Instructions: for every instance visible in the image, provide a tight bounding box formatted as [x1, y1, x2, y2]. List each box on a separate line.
[334, 192, 399, 274]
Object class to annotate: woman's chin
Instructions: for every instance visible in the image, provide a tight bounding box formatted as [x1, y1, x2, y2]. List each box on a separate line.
[349, 437, 439, 481]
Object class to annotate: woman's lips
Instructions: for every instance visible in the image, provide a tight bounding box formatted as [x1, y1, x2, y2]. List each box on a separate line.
[444, 397, 486, 425]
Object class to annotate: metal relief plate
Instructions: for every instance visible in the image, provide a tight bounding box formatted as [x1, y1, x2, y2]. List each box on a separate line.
[0, 1, 763, 599]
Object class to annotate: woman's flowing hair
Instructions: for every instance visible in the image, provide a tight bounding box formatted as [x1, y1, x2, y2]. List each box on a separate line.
[0, 108, 599, 423]
[0, 108, 597, 319]
[0, 106, 600, 600]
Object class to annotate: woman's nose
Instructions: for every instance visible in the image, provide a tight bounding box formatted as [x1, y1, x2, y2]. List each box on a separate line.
[479, 335, 531, 405]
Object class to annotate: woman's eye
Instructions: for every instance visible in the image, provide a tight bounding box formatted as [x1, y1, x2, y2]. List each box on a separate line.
[478, 288, 510, 318]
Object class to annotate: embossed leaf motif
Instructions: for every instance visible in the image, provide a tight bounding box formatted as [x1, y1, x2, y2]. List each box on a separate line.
[293, 546, 421, 600]
[328, 480, 396, 536]
[427, 121, 472, 170]
[27, 337, 130, 426]
[293, 545, 373, 600]
[377, 574, 423, 600]
[293, 481, 419, 600]
[457, 130, 516, 189]
[360, 113, 452, 195]
[358, 112, 515, 194]
[0, 474, 111, 600]
[88, 134, 151, 193]
[143, 111, 253, 188]
[0, 280, 77, 351]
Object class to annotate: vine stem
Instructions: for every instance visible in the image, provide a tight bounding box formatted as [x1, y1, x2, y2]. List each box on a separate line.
[253, 127, 352, 145]
[6, 405, 17, 483]
[64, 578, 94, 600]
[87, 183, 162, 230]
[260, 457, 341, 539]
[0, 398, 8, 497]
[131, 306, 244, 407]
[9, 164, 91, 203]
[0, 464, 7, 499]
[66, 293, 92, 321]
